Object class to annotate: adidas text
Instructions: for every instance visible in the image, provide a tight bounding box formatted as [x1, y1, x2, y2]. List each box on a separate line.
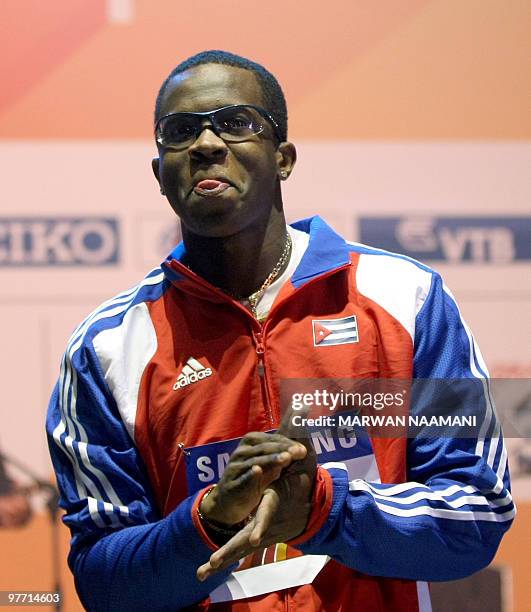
[173, 368, 213, 390]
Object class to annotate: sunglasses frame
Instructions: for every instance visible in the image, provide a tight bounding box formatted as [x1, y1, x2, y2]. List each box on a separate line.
[155, 104, 283, 148]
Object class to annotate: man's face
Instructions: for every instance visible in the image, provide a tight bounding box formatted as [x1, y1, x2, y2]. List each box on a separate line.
[153, 64, 288, 238]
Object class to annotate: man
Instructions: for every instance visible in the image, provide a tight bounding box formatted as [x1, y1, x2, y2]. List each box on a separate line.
[46, 51, 514, 611]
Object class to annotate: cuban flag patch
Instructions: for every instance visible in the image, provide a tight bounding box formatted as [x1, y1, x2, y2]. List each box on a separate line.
[312, 315, 359, 347]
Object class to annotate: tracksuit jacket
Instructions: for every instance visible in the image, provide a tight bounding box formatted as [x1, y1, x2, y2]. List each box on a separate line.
[46, 216, 515, 611]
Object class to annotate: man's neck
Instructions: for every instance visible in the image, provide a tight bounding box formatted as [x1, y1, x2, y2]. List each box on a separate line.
[181, 210, 289, 298]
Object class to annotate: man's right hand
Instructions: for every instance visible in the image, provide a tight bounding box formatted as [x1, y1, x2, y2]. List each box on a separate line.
[199, 432, 307, 527]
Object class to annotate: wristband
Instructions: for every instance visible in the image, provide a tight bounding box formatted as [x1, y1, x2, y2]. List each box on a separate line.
[196, 486, 250, 536]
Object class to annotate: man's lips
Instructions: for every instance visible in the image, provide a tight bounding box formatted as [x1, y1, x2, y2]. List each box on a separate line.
[193, 179, 232, 196]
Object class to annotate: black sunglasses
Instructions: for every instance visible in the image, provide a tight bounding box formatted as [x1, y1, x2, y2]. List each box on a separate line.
[155, 104, 282, 149]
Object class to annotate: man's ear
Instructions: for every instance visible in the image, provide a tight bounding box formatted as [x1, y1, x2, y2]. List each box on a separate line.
[276, 142, 297, 180]
[152, 157, 164, 195]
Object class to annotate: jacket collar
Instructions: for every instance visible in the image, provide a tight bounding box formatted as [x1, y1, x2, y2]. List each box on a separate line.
[161, 215, 351, 295]
[289, 216, 351, 287]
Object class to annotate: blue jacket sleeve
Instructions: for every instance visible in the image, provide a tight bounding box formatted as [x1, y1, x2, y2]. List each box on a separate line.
[46, 336, 231, 611]
[297, 271, 515, 581]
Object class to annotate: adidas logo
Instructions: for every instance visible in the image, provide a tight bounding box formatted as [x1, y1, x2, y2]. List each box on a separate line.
[173, 357, 213, 390]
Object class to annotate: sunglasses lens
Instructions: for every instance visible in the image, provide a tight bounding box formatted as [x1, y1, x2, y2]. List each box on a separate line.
[158, 115, 200, 147]
[214, 106, 263, 141]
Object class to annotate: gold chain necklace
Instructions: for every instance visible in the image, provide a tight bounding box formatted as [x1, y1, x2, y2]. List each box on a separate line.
[244, 232, 292, 319]
[183, 232, 292, 319]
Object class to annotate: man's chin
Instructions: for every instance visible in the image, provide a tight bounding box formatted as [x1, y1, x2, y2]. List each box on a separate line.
[180, 209, 252, 239]
[172, 193, 271, 239]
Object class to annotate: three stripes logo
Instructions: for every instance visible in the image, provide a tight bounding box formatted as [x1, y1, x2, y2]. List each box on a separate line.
[173, 357, 213, 390]
[312, 315, 359, 347]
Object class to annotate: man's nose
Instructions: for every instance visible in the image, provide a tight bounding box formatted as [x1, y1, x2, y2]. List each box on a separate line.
[188, 126, 228, 162]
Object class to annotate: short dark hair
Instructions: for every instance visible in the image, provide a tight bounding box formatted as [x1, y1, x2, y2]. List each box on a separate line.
[154, 50, 288, 142]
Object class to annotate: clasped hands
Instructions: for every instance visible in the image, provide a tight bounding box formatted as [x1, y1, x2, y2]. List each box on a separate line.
[196, 407, 316, 581]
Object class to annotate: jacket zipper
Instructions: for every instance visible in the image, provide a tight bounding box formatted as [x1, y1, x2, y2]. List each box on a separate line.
[171, 259, 352, 427]
[170, 260, 276, 424]
[253, 328, 275, 425]
[251, 262, 352, 427]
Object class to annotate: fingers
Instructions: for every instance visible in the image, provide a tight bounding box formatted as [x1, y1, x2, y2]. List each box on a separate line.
[202, 431, 310, 528]
[222, 450, 294, 488]
[249, 488, 279, 546]
[240, 431, 300, 446]
[196, 488, 280, 582]
[196, 522, 258, 582]
[234, 437, 307, 460]
[222, 437, 307, 485]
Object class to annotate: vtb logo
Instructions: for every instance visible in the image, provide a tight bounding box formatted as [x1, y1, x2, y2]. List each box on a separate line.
[358, 216, 531, 263]
[0, 217, 119, 266]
